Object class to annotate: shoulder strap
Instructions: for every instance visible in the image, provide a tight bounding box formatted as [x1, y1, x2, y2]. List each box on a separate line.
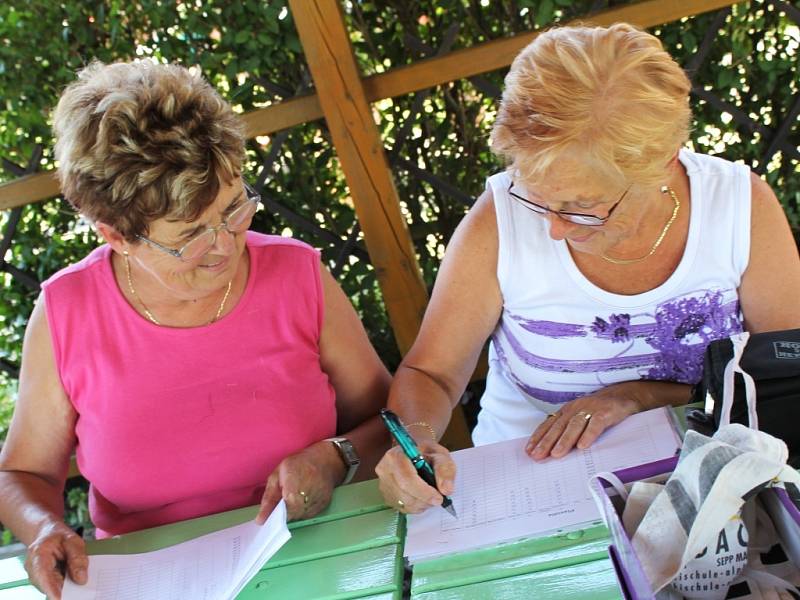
[719, 332, 758, 428]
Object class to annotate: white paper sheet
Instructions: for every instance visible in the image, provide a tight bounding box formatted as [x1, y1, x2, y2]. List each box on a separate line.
[62, 500, 290, 600]
[405, 407, 681, 562]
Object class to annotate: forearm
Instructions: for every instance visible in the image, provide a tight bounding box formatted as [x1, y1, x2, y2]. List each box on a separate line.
[0, 471, 67, 546]
[631, 380, 693, 411]
[387, 364, 459, 443]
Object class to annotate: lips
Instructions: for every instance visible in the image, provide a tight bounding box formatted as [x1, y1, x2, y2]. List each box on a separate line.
[199, 256, 229, 270]
[567, 231, 596, 243]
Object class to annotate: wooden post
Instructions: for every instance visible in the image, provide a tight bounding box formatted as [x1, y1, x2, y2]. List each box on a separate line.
[288, 0, 428, 357]
[289, 0, 471, 449]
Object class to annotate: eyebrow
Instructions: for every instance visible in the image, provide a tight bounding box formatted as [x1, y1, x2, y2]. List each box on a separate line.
[526, 188, 603, 210]
[174, 191, 245, 239]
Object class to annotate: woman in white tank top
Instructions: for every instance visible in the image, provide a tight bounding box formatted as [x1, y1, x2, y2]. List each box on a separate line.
[376, 23, 800, 515]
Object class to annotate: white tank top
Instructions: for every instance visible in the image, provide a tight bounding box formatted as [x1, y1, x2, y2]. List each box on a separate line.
[472, 149, 750, 446]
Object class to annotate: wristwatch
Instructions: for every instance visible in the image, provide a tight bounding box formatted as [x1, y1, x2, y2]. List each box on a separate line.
[324, 437, 360, 485]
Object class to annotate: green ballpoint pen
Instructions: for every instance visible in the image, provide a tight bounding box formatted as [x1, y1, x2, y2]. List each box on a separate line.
[380, 408, 457, 518]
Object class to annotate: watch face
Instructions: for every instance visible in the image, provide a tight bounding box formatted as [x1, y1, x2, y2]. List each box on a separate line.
[327, 437, 360, 485]
[338, 439, 360, 466]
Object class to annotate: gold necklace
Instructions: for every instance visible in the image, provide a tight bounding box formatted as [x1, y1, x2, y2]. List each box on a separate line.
[123, 252, 232, 326]
[601, 185, 680, 265]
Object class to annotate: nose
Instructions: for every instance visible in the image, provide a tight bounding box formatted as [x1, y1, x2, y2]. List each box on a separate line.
[210, 226, 236, 254]
[546, 214, 580, 241]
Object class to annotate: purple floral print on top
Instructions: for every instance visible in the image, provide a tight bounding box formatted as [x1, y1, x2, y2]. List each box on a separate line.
[497, 289, 743, 405]
[643, 290, 743, 382]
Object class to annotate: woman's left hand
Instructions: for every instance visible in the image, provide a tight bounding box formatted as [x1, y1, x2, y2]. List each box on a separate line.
[526, 382, 644, 460]
[255, 441, 345, 524]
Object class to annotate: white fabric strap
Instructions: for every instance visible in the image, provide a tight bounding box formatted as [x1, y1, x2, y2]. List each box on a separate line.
[737, 565, 800, 596]
[720, 331, 758, 429]
[592, 471, 630, 502]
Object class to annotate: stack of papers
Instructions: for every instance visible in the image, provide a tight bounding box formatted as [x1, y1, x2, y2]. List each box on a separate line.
[405, 407, 681, 563]
[63, 500, 291, 600]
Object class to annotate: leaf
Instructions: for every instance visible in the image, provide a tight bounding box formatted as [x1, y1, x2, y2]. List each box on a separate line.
[535, 0, 555, 27]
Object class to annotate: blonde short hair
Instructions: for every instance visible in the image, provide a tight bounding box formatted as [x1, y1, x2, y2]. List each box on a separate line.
[53, 60, 245, 241]
[491, 23, 691, 188]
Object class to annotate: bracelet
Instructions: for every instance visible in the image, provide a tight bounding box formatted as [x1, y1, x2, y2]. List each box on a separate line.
[405, 421, 438, 442]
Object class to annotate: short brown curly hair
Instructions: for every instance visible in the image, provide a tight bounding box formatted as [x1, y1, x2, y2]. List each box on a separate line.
[53, 60, 245, 242]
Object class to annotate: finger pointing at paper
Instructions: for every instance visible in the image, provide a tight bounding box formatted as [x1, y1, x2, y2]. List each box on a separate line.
[525, 381, 694, 460]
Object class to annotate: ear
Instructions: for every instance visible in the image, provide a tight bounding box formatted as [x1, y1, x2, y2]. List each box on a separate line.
[95, 221, 129, 255]
[666, 149, 681, 168]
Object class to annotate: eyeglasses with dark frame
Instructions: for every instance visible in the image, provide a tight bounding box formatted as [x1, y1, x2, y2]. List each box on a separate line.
[136, 181, 262, 261]
[508, 181, 631, 226]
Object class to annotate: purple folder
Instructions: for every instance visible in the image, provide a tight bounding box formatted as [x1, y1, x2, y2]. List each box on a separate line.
[591, 457, 800, 600]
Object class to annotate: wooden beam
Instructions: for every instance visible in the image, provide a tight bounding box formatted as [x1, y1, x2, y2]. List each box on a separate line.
[0, 0, 737, 210]
[251, 0, 738, 136]
[0, 171, 59, 211]
[362, 0, 737, 102]
[288, 0, 428, 356]
[239, 93, 322, 139]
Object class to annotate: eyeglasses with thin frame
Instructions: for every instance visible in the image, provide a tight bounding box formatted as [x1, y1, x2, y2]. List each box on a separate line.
[136, 181, 262, 261]
[508, 181, 630, 226]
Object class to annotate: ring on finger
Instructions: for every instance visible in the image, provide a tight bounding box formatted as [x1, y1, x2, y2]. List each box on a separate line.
[575, 411, 592, 422]
[299, 490, 309, 505]
[397, 499, 405, 509]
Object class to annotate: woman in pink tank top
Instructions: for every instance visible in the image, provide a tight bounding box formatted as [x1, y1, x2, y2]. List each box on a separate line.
[0, 61, 391, 599]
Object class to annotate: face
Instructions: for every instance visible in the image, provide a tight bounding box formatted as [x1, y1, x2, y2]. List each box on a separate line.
[127, 178, 252, 300]
[515, 164, 646, 257]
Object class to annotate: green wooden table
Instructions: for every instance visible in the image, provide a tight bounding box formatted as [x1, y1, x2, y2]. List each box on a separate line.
[406, 404, 700, 599]
[0, 479, 404, 600]
[408, 521, 621, 599]
[0, 405, 700, 599]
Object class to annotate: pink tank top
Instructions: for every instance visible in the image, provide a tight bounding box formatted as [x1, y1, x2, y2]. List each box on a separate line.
[42, 232, 337, 537]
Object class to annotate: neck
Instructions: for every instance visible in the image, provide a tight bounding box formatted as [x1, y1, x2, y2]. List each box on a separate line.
[114, 252, 244, 327]
[606, 172, 686, 258]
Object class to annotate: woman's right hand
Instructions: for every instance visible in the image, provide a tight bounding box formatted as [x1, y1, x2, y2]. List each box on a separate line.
[375, 440, 457, 514]
[25, 520, 88, 599]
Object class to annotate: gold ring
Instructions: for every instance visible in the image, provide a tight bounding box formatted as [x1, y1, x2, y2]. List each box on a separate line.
[397, 499, 405, 509]
[577, 411, 592, 421]
[299, 490, 309, 505]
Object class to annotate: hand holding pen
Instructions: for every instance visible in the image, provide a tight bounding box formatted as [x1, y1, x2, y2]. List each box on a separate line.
[377, 409, 458, 518]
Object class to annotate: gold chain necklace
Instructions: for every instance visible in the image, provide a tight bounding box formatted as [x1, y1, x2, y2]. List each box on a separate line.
[601, 185, 680, 265]
[123, 252, 232, 326]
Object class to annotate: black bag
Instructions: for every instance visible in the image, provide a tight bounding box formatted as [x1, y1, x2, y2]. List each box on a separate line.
[691, 329, 800, 467]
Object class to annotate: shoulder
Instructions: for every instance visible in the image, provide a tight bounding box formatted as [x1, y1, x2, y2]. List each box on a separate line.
[453, 187, 497, 244]
[246, 231, 320, 265]
[680, 149, 747, 180]
[246, 230, 318, 254]
[41, 244, 110, 291]
[436, 187, 500, 293]
[748, 171, 789, 236]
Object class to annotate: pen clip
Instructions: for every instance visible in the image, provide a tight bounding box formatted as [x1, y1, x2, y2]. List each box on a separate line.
[380, 409, 423, 461]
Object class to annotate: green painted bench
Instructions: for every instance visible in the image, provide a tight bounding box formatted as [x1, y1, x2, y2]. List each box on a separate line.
[0, 479, 404, 600]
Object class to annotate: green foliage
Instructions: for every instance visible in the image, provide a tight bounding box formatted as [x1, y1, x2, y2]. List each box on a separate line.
[65, 482, 92, 533]
[0, 380, 16, 442]
[654, 4, 800, 227]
